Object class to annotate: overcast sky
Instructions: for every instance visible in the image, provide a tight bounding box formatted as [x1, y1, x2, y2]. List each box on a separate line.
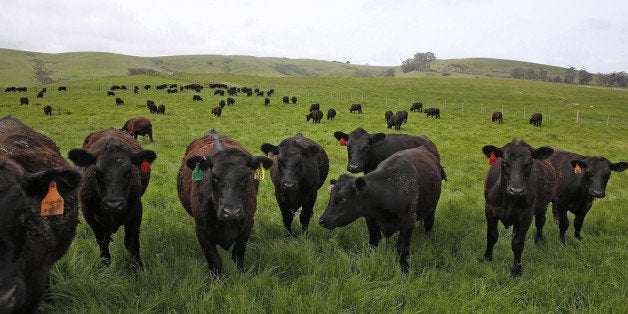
[1, 0, 626, 73]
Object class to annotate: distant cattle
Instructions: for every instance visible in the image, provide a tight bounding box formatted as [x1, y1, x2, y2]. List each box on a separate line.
[282, 96, 290, 104]
[410, 102, 423, 112]
[57, 86, 67, 91]
[491, 111, 503, 124]
[227, 97, 235, 106]
[481, 140, 555, 277]
[143, 85, 151, 90]
[147, 103, 158, 114]
[529, 112, 542, 127]
[261, 134, 329, 236]
[177, 130, 273, 274]
[4, 86, 16, 92]
[264, 97, 271, 106]
[384, 110, 394, 122]
[107, 91, 115, 96]
[214, 89, 225, 96]
[306, 109, 323, 123]
[350, 104, 362, 113]
[425, 108, 440, 118]
[37, 91, 45, 98]
[16, 87, 27, 92]
[211, 106, 222, 117]
[68, 128, 156, 270]
[192, 95, 203, 101]
[320, 147, 443, 273]
[291, 96, 298, 104]
[20, 96, 29, 105]
[548, 150, 627, 243]
[43, 105, 52, 115]
[157, 104, 165, 114]
[219, 100, 226, 108]
[0, 116, 82, 313]
[110, 85, 121, 90]
[387, 112, 403, 130]
[396, 110, 408, 123]
[115, 97, 124, 105]
[334, 127, 445, 179]
[309, 103, 320, 112]
[121, 117, 154, 142]
[327, 108, 336, 120]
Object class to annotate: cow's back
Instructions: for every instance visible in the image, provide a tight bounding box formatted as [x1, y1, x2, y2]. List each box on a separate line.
[377, 134, 440, 163]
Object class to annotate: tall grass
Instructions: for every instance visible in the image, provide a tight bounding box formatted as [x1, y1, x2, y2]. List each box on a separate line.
[1, 75, 626, 312]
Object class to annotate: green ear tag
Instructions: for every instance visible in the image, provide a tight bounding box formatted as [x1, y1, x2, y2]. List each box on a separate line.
[192, 163, 203, 181]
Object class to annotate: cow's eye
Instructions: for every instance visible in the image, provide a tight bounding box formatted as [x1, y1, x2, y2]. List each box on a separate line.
[212, 176, 220, 184]
[502, 162, 510, 168]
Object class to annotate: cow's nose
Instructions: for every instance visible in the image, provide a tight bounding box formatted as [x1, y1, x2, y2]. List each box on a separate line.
[282, 181, 295, 190]
[508, 187, 525, 196]
[221, 207, 242, 219]
[348, 164, 359, 172]
[104, 200, 123, 210]
[592, 190, 605, 198]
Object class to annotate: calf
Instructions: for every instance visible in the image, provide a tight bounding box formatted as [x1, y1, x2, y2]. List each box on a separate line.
[333, 127, 446, 180]
[121, 117, 154, 142]
[306, 109, 323, 123]
[529, 112, 542, 127]
[410, 102, 423, 112]
[425, 107, 440, 118]
[211, 106, 222, 117]
[0, 116, 81, 313]
[260, 134, 329, 236]
[319, 147, 442, 273]
[20, 97, 29, 105]
[282, 96, 290, 104]
[115, 97, 124, 105]
[43, 105, 52, 115]
[68, 128, 157, 270]
[491, 111, 503, 124]
[387, 112, 403, 130]
[157, 104, 165, 114]
[384, 110, 394, 123]
[548, 150, 627, 243]
[177, 130, 272, 274]
[327, 108, 336, 120]
[350, 103, 362, 113]
[481, 140, 555, 277]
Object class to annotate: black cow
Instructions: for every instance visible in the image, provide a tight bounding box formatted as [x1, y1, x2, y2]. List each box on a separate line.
[387, 112, 403, 130]
[309, 103, 320, 112]
[264, 98, 271, 106]
[4, 87, 16, 92]
[260, 134, 329, 236]
[291, 96, 298, 104]
[192, 95, 203, 101]
[177, 130, 273, 274]
[481, 140, 555, 277]
[146, 100, 155, 108]
[306, 109, 323, 123]
[143, 85, 151, 90]
[214, 90, 225, 96]
[425, 108, 440, 118]
[396, 110, 408, 123]
[211, 106, 222, 117]
[115, 97, 124, 105]
[110, 85, 120, 90]
[0, 116, 82, 313]
[529, 113, 542, 127]
[147, 103, 158, 114]
[68, 128, 157, 270]
[107, 91, 115, 96]
[20, 97, 29, 105]
[43, 105, 52, 115]
[548, 150, 627, 243]
[282, 96, 290, 104]
[384, 110, 394, 122]
[37, 91, 44, 98]
[350, 104, 362, 113]
[157, 104, 165, 114]
[319, 147, 442, 273]
[410, 102, 423, 112]
[16, 87, 27, 92]
[327, 108, 336, 120]
[227, 97, 235, 106]
[333, 127, 445, 180]
[492, 111, 503, 124]
[57, 86, 67, 91]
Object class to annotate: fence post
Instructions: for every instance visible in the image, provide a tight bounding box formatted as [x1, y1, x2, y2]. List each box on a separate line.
[607, 114, 610, 127]
[523, 107, 526, 118]
[576, 111, 579, 123]
[548, 109, 551, 122]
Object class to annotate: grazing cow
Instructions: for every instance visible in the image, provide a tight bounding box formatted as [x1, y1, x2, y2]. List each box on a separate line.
[110, 85, 120, 90]
[121, 117, 154, 142]
[143, 85, 151, 90]
[481, 140, 555, 277]
[319, 147, 442, 273]
[192, 95, 203, 101]
[529, 112, 542, 127]
[4, 86, 16, 92]
[396, 110, 408, 123]
[43, 105, 52, 115]
[214, 90, 225, 96]
[115, 97, 124, 105]
[425, 108, 440, 118]
[0, 116, 81, 313]
[387, 112, 403, 130]
[548, 150, 627, 243]
[219, 100, 226, 108]
[306, 109, 323, 123]
[260, 134, 329, 236]
[410, 102, 423, 112]
[492, 111, 503, 124]
[146, 100, 155, 108]
[309, 103, 320, 112]
[68, 128, 156, 270]
[37, 91, 44, 98]
[227, 97, 235, 106]
[333, 127, 445, 180]
[282, 96, 290, 104]
[211, 106, 222, 117]
[291, 96, 298, 104]
[147, 103, 158, 114]
[327, 108, 336, 120]
[384, 110, 394, 123]
[57, 86, 67, 91]
[350, 104, 362, 113]
[264, 98, 271, 106]
[177, 130, 273, 274]
[157, 104, 165, 114]
[107, 91, 115, 96]
[20, 97, 29, 105]
[16, 87, 27, 92]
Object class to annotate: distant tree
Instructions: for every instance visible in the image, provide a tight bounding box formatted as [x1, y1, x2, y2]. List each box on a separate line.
[511, 67, 525, 79]
[400, 52, 436, 72]
[577, 69, 593, 85]
[525, 68, 537, 80]
[538, 69, 548, 81]
[609, 71, 626, 87]
[401, 58, 414, 73]
[381, 68, 396, 77]
[564, 67, 577, 84]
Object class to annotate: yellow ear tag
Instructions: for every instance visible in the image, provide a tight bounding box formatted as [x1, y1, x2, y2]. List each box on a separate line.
[254, 165, 265, 180]
[41, 181, 64, 216]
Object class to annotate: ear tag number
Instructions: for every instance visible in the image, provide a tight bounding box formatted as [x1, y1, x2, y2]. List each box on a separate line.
[254, 165, 265, 180]
[41, 181, 64, 216]
[192, 163, 203, 181]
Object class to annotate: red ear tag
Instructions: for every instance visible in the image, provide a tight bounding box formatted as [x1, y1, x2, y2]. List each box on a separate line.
[489, 151, 497, 166]
[141, 160, 151, 173]
[339, 138, 347, 146]
[574, 163, 582, 174]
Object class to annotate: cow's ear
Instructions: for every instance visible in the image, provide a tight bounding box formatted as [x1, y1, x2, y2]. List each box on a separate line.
[353, 177, 367, 194]
[370, 133, 386, 144]
[186, 156, 211, 171]
[248, 156, 274, 171]
[260, 143, 279, 158]
[610, 161, 628, 172]
[133, 150, 157, 165]
[570, 159, 586, 170]
[23, 168, 82, 198]
[482, 146, 502, 158]
[302, 146, 320, 157]
[532, 147, 553, 160]
[333, 131, 348, 141]
[68, 149, 96, 167]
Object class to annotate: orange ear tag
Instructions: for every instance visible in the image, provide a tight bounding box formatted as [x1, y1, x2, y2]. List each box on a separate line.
[254, 165, 265, 180]
[41, 181, 64, 216]
[339, 138, 347, 146]
[489, 151, 497, 166]
[141, 160, 151, 173]
[574, 164, 582, 174]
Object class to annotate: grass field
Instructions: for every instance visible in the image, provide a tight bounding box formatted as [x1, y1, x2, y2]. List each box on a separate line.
[1, 74, 627, 312]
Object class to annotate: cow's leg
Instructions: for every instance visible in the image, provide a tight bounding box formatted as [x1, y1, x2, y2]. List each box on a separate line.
[279, 203, 295, 237]
[148, 131, 153, 142]
[510, 220, 532, 277]
[365, 217, 382, 247]
[397, 223, 414, 273]
[195, 226, 222, 275]
[232, 234, 250, 272]
[555, 204, 570, 244]
[573, 212, 588, 241]
[299, 192, 317, 233]
[534, 206, 547, 244]
[423, 210, 435, 234]
[84, 212, 112, 266]
[482, 212, 498, 262]
[123, 210, 144, 271]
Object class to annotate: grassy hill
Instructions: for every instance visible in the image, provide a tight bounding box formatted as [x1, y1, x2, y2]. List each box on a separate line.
[0, 48, 572, 86]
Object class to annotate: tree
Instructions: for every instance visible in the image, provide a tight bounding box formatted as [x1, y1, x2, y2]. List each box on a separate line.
[511, 67, 525, 79]
[577, 69, 593, 85]
[538, 69, 548, 81]
[525, 68, 537, 80]
[32, 60, 54, 84]
[401, 58, 414, 73]
[564, 67, 577, 84]
[400, 52, 437, 72]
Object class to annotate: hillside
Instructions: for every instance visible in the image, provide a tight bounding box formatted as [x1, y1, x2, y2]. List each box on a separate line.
[0, 48, 569, 85]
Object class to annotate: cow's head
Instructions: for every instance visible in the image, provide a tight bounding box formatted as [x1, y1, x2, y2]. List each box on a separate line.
[186, 149, 272, 221]
[570, 157, 627, 198]
[483, 140, 553, 197]
[261, 139, 319, 192]
[69, 146, 156, 212]
[334, 128, 385, 173]
[319, 175, 367, 229]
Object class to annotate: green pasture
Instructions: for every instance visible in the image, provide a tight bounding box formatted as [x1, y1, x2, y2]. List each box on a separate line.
[1, 75, 626, 312]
